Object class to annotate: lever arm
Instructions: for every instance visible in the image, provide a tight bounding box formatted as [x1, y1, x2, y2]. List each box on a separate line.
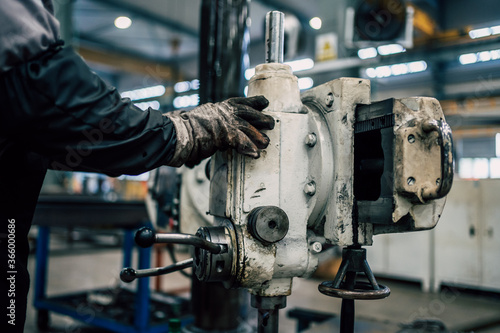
[134, 227, 222, 254]
[121, 258, 194, 283]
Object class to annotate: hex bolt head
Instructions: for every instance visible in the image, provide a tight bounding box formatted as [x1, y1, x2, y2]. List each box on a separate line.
[326, 92, 334, 107]
[304, 181, 316, 196]
[305, 133, 317, 147]
[311, 242, 322, 253]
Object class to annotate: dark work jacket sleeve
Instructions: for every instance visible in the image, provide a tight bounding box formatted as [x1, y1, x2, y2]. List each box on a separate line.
[0, 47, 177, 176]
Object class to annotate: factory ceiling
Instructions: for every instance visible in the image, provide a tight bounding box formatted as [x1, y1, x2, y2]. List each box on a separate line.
[67, 0, 500, 107]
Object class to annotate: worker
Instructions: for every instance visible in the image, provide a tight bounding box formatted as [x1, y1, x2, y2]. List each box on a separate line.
[0, 1, 275, 332]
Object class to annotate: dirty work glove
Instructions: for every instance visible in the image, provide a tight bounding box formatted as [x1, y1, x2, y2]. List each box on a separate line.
[165, 96, 275, 167]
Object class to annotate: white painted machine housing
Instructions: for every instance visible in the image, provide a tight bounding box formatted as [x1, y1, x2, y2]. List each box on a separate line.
[208, 63, 448, 297]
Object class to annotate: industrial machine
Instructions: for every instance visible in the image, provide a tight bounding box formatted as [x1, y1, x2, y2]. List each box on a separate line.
[121, 11, 453, 333]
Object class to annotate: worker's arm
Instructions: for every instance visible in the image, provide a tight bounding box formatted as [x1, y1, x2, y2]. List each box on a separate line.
[0, 47, 273, 176]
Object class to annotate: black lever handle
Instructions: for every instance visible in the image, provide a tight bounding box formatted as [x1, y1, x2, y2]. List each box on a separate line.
[120, 258, 194, 283]
[134, 227, 222, 254]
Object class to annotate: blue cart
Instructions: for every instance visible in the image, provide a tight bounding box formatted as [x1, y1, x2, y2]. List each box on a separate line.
[32, 196, 192, 333]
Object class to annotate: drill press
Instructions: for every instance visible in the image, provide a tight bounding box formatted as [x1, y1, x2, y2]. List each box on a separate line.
[121, 10, 453, 333]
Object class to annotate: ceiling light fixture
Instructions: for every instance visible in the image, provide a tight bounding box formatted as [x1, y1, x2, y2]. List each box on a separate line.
[114, 16, 132, 29]
[121, 85, 165, 101]
[469, 24, 500, 39]
[358, 47, 378, 59]
[309, 17, 322, 30]
[459, 49, 500, 65]
[365, 60, 427, 78]
[377, 44, 405, 56]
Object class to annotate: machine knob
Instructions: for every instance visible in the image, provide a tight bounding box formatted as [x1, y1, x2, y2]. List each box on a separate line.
[120, 267, 136, 283]
[135, 227, 156, 248]
[247, 206, 289, 245]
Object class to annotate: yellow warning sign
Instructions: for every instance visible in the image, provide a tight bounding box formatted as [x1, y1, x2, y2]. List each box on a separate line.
[316, 32, 338, 62]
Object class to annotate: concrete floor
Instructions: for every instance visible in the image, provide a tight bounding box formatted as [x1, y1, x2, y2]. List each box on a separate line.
[23, 232, 500, 333]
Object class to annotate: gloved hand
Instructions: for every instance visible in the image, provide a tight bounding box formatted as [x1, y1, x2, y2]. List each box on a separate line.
[165, 96, 275, 167]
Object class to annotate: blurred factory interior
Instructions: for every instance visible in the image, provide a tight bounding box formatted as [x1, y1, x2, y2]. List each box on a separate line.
[25, 0, 500, 332]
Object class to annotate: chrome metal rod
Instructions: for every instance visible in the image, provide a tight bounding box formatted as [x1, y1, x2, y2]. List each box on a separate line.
[120, 258, 194, 283]
[155, 233, 222, 254]
[265, 11, 284, 63]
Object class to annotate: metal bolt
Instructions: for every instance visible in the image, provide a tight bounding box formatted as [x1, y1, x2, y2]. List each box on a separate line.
[407, 177, 416, 186]
[436, 178, 441, 186]
[325, 92, 334, 107]
[311, 242, 322, 253]
[304, 181, 316, 196]
[408, 134, 415, 143]
[305, 133, 317, 147]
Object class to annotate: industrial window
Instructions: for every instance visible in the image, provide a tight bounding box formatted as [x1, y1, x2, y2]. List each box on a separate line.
[457, 135, 500, 179]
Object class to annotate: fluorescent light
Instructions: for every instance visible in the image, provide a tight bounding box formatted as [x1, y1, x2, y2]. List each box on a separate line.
[491, 25, 500, 35]
[459, 53, 477, 65]
[375, 66, 392, 78]
[468, 24, 500, 39]
[190, 79, 200, 90]
[377, 44, 405, 56]
[407, 60, 427, 73]
[298, 77, 314, 90]
[366, 68, 377, 78]
[122, 85, 165, 101]
[479, 51, 492, 62]
[245, 58, 315, 80]
[459, 49, 500, 65]
[358, 47, 377, 59]
[174, 79, 200, 93]
[365, 60, 427, 79]
[358, 44, 405, 59]
[173, 94, 199, 109]
[174, 81, 191, 93]
[469, 27, 491, 39]
[309, 17, 322, 30]
[114, 16, 132, 29]
[135, 100, 160, 110]
[391, 63, 408, 76]
[491, 50, 500, 60]
[287, 58, 315, 72]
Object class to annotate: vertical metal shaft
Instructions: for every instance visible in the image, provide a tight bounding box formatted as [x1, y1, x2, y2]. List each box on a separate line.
[340, 271, 356, 333]
[257, 308, 280, 333]
[200, 0, 250, 102]
[251, 295, 287, 333]
[265, 11, 285, 63]
[194, 1, 251, 332]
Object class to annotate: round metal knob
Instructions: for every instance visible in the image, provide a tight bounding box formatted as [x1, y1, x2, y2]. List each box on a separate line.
[135, 227, 156, 248]
[247, 206, 289, 245]
[120, 267, 136, 283]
